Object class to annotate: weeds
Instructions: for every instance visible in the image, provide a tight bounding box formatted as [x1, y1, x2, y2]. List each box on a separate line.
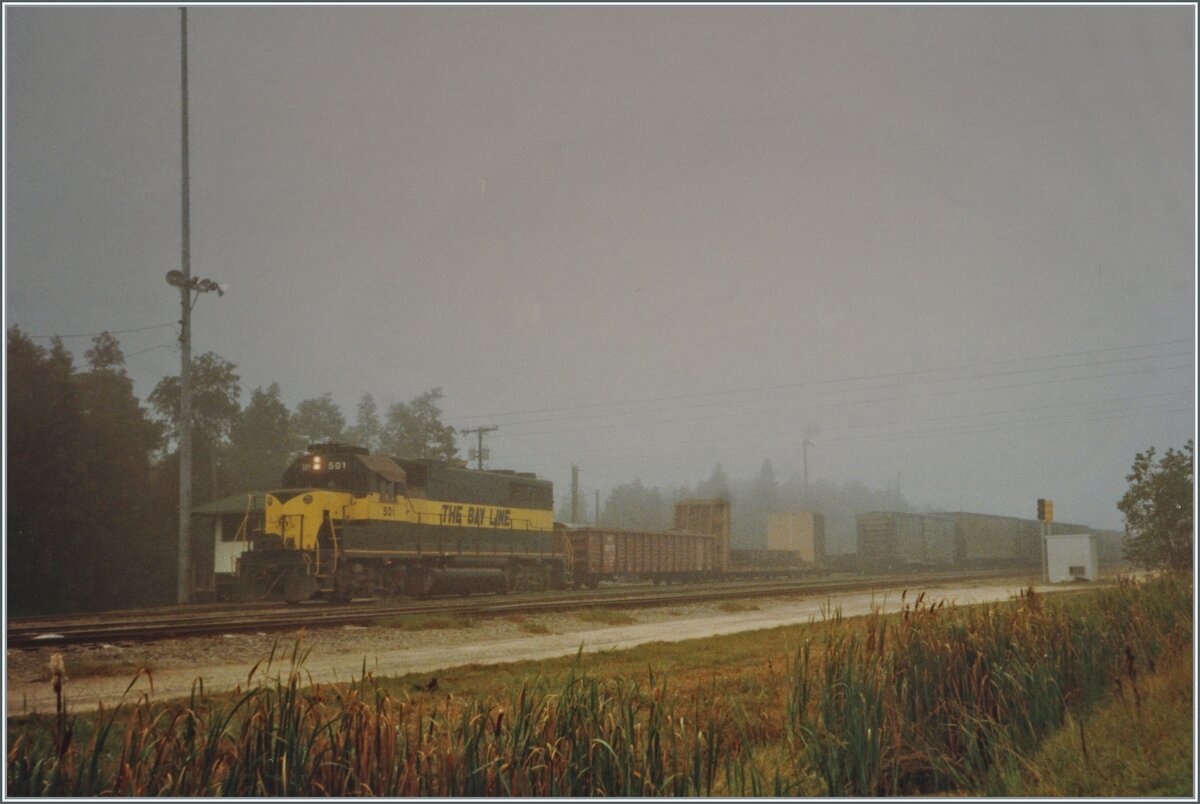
[575, 608, 637, 626]
[784, 572, 1192, 795]
[516, 622, 552, 635]
[373, 614, 473, 631]
[717, 600, 760, 613]
[7, 574, 1190, 797]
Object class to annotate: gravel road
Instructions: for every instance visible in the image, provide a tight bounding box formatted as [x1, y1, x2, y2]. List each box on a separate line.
[7, 578, 1067, 717]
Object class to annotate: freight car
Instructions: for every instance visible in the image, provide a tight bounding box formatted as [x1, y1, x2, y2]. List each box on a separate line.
[856, 512, 957, 567]
[565, 525, 718, 587]
[941, 511, 1093, 567]
[856, 510, 1097, 569]
[724, 548, 828, 579]
[232, 443, 564, 602]
[674, 499, 731, 572]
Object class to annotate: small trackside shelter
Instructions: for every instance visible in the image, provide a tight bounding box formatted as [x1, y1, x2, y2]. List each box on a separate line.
[1045, 533, 1098, 583]
[192, 492, 266, 598]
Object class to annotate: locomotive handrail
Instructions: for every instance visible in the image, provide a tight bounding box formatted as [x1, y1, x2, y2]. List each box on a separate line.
[234, 493, 256, 543]
[562, 532, 575, 581]
[328, 512, 341, 575]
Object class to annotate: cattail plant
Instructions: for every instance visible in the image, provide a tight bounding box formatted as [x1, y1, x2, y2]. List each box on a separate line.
[48, 654, 72, 760]
[782, 573, 1192, 796]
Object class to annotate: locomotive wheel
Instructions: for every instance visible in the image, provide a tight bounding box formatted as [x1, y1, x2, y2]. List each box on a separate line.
[281, 567, 319, 604]
[510, 564, 547, 593]
[407, 568, 436, 599]
[386, 565, 407, 598]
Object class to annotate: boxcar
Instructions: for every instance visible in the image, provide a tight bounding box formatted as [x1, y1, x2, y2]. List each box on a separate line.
[856, 512, 956, 565]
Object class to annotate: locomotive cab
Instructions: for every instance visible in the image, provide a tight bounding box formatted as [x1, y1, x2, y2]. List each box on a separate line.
[280, 442, 403, 498]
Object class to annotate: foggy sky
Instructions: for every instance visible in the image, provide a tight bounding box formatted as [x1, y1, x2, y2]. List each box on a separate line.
[5, 5, 1196, 530]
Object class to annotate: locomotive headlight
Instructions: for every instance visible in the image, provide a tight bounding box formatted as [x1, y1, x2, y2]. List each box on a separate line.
[312, 456, 323, 470]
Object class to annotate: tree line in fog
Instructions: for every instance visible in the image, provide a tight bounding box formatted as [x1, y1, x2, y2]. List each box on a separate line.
[7, 327, 911, 614]
[564, 461, 914, 553]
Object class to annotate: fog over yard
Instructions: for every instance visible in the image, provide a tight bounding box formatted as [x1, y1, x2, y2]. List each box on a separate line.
[6, 5, 1194, 531]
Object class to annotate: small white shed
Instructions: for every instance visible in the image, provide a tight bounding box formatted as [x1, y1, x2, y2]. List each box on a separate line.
[1045, 533, 1098, 583]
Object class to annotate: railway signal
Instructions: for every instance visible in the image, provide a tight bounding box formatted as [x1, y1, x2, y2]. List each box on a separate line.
[1037, 498, 1053, 584]
[1037, 498, 1053, 522]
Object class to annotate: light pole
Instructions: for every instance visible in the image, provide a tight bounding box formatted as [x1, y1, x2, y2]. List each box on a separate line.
[802, 438, 813, 508]
[176, 6, 192, 606]
[166, 270, 224, 605]
[171, 7, 225, 605]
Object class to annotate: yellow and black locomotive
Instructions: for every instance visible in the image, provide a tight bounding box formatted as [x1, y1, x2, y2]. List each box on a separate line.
[236, 443, 564, 602]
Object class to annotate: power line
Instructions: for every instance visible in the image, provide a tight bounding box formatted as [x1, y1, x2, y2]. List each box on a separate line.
[24, 322, 176, 340]
[498, 393, 1194, 468]
[495, 359, 1194, 440]
[459, 425, 499, 470]
[125, 343, 178, 360]
[452, 338, 1192, 423]
[570, 402, 1194, 483]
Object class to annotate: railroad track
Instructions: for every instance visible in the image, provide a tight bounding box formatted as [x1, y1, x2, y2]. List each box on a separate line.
[7, 568, 1033, 649]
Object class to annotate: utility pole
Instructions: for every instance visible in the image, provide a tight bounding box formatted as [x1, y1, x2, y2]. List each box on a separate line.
[177, 7, 192, 606]
[571, 465, 580, 523]
[461, 425, 498, 470]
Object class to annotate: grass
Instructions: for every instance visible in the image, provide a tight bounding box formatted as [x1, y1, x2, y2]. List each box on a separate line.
[994, 648, 1194, 796]
[717, 600, 760, 613]
[373, 613, 474, 631]
[7, 574, 1191, 797]
[29, 658, 152, 682]
[516, 621, 552, 635]
[575, 608, 637, 626]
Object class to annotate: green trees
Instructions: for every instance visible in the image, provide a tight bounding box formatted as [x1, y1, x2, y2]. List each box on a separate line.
[1118, 440, 1194, 571]
[695, 464, 731, 500]
[381, 388, 459, 460]
[345, 393, 382, 451]
[149, 352, 242, 503]
[227, 384, 294, 491]
[7, 330, 86, 613]
[293, 392, 347, 445]
[602, 480, 671, 530]
[75, 332, 168, 607]
[7, 328, 170, 613]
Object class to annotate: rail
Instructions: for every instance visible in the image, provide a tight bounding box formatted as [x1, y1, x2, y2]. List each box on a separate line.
[7, 568, 1036, 649]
